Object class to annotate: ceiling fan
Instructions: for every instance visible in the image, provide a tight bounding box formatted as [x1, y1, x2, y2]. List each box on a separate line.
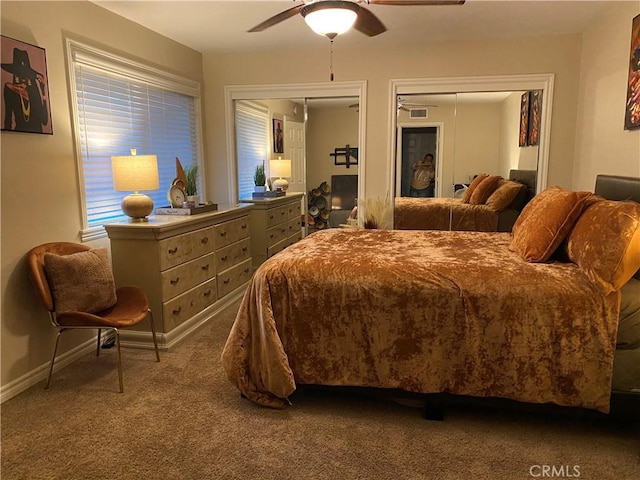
[248, 0, 466, 39]
[397, 96, 438, 112]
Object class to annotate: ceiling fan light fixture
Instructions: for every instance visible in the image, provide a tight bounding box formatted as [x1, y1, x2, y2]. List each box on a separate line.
[301, 1, 359, 39]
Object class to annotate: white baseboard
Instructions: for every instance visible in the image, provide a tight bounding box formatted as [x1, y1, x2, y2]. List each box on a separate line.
[0, 286, 245, 404]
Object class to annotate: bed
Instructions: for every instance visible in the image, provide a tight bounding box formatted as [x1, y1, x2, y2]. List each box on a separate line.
[394, 169, 536, 232]
[222, 175, 640, 414]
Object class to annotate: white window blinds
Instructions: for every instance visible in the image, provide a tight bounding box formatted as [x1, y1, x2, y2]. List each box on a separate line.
[67, 40, 202, 235]
[235, 101, 269, 201]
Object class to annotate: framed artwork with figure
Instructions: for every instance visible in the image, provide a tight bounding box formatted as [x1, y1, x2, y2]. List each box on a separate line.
[1, 35, 53, 134]
[528, 90, 542, 146]
[625, 14, 640, 130]
[273, 118, 283, 154]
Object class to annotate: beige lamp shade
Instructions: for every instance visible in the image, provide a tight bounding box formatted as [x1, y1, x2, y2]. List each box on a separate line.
[111, 149, 159, 222]
[270, 158, 292, 191]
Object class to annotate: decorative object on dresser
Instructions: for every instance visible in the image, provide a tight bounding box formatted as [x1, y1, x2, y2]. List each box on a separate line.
[26, 242, 160, 393]
[270, 157, 292, 192]
[241, 193, 304, 269]
[254, 161, 267, 193]
[111, 148, 160, 222]
[104, 205, 252, 350]
[184, 163, 200, 206]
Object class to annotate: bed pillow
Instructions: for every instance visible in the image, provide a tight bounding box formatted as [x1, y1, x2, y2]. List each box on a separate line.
[485, 179, 525, 212]
[564, 198, 640, 294]
[44, 248, 117, 314]
[470, 175, 502, 205]
[461, 174, 488, 204]
[510, 186, 592, 262]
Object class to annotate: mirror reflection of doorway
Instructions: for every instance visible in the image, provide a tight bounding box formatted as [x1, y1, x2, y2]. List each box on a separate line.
[400, 126, 438, 197]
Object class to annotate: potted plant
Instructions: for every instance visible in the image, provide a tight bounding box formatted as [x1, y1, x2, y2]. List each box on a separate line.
[254, 161, 266, 192]
[185, 164, 200, 205]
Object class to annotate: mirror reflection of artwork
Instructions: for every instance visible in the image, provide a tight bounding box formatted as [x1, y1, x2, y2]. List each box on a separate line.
[625, 14, 640, 130]
[528, 90, 542, 146]
[519, 92, 529, 147]
[1, 35, 52, 134]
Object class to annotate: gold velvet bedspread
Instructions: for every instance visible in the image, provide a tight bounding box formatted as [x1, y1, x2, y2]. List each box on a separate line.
[221, 229, 620, 412]
[394, 197, 499, 231]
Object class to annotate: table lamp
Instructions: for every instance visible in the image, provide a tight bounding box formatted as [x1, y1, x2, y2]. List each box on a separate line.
[270, 157, 292, 192]
[111, 148, 159, 222]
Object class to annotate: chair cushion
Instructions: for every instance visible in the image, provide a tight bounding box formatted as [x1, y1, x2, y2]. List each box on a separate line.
[44, 248, 117, 314]
[461, 174, 488, 204]
[485, 179, 526, 212]
[564, 198, 640, 294]
[511, 186, 592, 262]
[469, 175, 502, 205]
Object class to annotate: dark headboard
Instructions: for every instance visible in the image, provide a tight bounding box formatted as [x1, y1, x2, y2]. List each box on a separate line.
[594, 175, 640, 202]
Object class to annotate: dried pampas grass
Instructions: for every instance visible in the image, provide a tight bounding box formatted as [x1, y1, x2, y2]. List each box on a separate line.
[360, 194, 393, 229]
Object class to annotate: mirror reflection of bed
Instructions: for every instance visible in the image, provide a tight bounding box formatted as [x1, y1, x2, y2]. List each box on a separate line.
[394, 90, 544, 232]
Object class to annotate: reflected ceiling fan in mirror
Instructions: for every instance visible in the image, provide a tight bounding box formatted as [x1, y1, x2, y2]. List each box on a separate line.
[248, 0, 466, 39]
[397, 96, 438, 119]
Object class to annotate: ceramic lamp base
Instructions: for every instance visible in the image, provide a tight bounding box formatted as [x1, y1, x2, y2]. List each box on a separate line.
[121, 193, 154, 222]
[272, 177, 289, 191]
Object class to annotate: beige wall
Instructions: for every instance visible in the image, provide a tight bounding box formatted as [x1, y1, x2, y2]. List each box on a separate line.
[306, 106, 359, 191]
[1, 1, 204, 396]
[573, 1, 640, 190]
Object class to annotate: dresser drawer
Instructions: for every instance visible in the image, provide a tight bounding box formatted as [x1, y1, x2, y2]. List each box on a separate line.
[284, 217, 300, 237]
[266, 205, 288, 228]
[267, 231, 302, 259]
[163, 278, 217, 332]
[216, 238, 250, 273]
[159, 226, 214, 270]
[266, 223, 289, 247]
[217, 258, 252, 298]
[160, 252, 215, 301]
[214, 216, 250, 249]
[286, 201, 301, 220]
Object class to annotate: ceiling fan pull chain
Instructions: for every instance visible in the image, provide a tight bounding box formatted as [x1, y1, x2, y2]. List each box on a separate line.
[330, 39, 335, 82]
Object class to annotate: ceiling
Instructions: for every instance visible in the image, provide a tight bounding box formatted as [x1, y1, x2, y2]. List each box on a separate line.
[92, 0, 622, 54]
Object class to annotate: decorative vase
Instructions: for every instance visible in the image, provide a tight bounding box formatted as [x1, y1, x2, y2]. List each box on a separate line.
[254, 185, 266, 193]
[187, 195, 200, 206]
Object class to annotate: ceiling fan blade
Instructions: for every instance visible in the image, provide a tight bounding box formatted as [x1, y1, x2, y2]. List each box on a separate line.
[353, 6, 387, 37]
[369, 1, 465, 5]
[247, 4, 304, 33]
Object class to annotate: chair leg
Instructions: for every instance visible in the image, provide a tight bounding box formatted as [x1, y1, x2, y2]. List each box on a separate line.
[148, 309, 160, 362]
[45, 329, 63, 389]
[114, 328, 124, 393]
[96, 328, 102, 357]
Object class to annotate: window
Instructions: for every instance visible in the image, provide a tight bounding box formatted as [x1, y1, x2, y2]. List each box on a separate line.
[235, 101, 269, 201]
[67, 39, 203, 239]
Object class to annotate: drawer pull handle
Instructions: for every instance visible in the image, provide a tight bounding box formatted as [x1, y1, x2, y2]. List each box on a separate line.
[219, 231, 227, 237]
[280, 211, 285, 215]
[269, 234, 274, 239]
[170, 277, 180, 285]
[172, 307, 182, 315]
[269, 215, 274, 219]
[221, 255, 228, 261]
[203, 289, 212, 297]
[223, 279, 230, 285]
[201, 237, 209, 244]
[168, 247, 178, 255]
[243, 268, 249, 274]
[241, 224, 247, 229]
[201, 264, 210, 271]
[242, 247, 247, 252]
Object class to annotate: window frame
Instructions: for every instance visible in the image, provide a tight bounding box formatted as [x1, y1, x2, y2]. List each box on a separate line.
[65, 38, 204, 241]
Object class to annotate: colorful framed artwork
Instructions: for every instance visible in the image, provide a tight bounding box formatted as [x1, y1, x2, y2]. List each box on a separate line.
[1, 35, 53, 134]
[528, 90, 542, 146]
[625, 14, 640, 130]
[519, 92, 529, 147]
[273, 118, 283, 153]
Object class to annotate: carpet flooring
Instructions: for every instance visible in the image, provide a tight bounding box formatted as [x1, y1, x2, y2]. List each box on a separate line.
[1, 296, 639, 479]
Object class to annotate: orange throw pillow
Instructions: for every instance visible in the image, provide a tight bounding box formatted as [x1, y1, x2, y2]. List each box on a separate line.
[486, 179, 526, 212]
[511, 186, 592, 262]
[470, 175, 502, 205]
[461, 174, 488, 204]
[565, 198, 640, 294]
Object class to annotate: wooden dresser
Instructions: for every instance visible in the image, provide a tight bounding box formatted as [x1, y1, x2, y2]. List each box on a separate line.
[104, 204, 252, 349]
[241, 192, 304, 269]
